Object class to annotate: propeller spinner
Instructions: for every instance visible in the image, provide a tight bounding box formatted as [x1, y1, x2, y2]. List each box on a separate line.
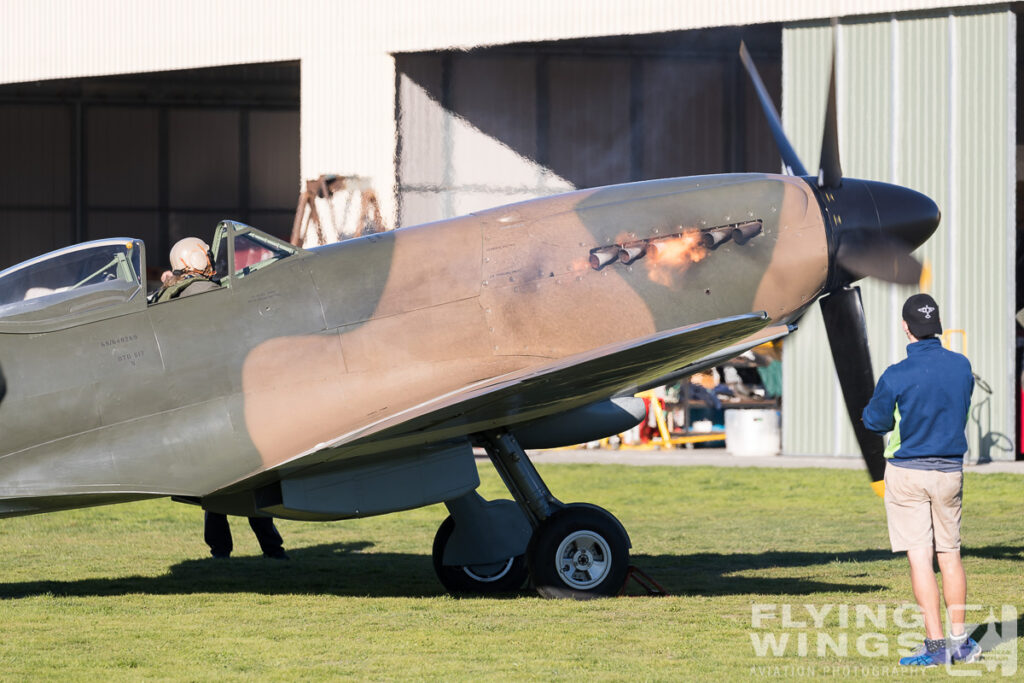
[739, 37, 941, 496]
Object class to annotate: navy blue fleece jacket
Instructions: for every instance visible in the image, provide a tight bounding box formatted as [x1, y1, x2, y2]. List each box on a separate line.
[861, 337, 973, 470]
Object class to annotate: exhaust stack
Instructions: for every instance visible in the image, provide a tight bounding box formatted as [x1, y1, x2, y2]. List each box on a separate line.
[732, 221, 762, 244]
[700, 227, 732, 250]
[618, 242, 646, 265]
[589, 246, 621, 270]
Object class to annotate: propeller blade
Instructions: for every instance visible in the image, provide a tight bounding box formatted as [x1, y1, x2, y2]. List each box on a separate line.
[819, 287, 886, 496]
[835, 232, 923, 285]
[818, 29, 842, 188]
[739, 41, 808, 176]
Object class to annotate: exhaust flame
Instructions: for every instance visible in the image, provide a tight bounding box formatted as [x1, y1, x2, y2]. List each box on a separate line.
[645, 231, 707, 286]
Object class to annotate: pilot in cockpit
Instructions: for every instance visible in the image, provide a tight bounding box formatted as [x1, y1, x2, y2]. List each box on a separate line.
[153, 237, 220, 302]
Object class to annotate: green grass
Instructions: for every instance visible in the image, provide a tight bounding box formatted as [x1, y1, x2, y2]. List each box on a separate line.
[0, 464, 1019, 680]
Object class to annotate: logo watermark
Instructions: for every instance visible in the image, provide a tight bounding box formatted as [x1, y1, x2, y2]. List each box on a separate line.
[945, 605, 1017, 677]
[749, 664, 925, 678]
[749, 603, 1017, 677]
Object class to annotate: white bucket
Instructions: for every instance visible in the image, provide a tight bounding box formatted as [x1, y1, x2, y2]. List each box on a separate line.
[725, 408, 780, 456]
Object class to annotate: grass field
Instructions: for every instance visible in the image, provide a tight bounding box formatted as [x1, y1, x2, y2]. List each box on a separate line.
[0, 463, 1019, 680]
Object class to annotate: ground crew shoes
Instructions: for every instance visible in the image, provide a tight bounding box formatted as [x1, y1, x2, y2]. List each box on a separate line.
[899, 639, 948, 666]
[949, 635, 982, 664]
[899, 636, 982, 666]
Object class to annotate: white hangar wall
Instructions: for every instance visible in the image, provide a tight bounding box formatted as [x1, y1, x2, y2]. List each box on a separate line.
[0, 0, 1011, 228]
[781, 7, 1016, 460]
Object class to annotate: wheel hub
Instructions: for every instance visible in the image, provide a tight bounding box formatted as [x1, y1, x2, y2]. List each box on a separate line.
[571, 549, 592, 569]
[555, 529, 612, 589]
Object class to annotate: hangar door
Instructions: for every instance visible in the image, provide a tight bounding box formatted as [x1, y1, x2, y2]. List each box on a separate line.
[395, 27, 783, 228]
[0, 62, 299, 284]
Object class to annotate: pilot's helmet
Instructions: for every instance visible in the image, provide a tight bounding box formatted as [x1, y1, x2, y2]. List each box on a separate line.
[170, 237, 212, 275]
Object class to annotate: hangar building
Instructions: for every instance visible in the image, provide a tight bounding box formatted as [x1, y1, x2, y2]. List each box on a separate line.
[0, 0, 1017, 460]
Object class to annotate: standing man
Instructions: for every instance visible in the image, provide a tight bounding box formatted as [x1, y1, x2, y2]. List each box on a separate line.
[862, 293, 980, 667]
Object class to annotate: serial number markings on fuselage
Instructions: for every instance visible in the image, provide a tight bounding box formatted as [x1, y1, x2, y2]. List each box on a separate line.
[115, 350, 146, 366]
[98, 333, 148, 368]
[99, 334, 138, 348]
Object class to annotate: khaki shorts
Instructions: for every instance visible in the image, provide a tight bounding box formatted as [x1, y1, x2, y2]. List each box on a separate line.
[884, 464, 963, 553]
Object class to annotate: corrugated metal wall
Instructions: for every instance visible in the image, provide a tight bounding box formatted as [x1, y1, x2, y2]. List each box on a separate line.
[782, 7, 1016, 460]
[394, 35, 783, 227]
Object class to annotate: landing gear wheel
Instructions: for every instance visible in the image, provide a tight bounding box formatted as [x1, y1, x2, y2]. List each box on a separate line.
[431, 516, 528, 594]
[527, 504, 630, 599]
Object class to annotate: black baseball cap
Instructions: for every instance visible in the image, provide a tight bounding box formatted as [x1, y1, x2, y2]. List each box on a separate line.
[902, 293, 942, 338]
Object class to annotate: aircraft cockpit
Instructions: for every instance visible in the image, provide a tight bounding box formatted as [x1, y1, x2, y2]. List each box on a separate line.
[0, 239, 145, 325]
[0, 223, 298, 329]
[211, 220, 296, 283]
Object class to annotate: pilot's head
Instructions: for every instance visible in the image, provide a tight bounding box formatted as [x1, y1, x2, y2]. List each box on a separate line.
[169, 237, 213, 277]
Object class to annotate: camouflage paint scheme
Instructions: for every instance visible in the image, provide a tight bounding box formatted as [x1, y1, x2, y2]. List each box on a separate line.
[0, 173, 825, 519]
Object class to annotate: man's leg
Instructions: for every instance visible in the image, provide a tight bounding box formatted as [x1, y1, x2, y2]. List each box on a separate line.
[907, 545, 944, 640]
[930, 470, 966, 638]
[248, 516, 288, 559]
[886, 466, 944, 641]
[931, 473, 979, 663]
[204, 512, 233, 558]
[935, 550, 967, 635]
[937, 550, 980, 662]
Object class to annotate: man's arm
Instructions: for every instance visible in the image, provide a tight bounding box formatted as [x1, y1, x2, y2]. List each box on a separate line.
[861, 371, 896, 433]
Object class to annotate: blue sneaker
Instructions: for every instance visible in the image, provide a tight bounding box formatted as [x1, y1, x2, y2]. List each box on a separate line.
[950, 637, 982, 664]
[899, 643, 948, 666]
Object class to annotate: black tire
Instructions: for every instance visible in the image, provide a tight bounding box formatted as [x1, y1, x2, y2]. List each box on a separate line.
[431, 516, 529, 595]
[527, 504, 630, 599]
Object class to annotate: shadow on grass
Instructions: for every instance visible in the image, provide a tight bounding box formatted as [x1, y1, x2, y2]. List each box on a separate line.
[0, 543, 1019, 601]
[648, 544, 1024, 597]
[968, 611, 1024, 651]
[637, 548, 893, 596]
[0, 541, 441, 599]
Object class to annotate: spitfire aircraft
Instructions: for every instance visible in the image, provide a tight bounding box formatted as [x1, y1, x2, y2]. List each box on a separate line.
[0, 45, 937, 598]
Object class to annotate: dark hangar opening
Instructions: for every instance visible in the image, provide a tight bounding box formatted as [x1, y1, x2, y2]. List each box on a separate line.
[0, 61, 300, 280]
[394, 25, 783, 228]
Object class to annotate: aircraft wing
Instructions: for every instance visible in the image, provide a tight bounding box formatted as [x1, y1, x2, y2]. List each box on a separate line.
[264, 311, 773, 480]
[633, 322, 792, 395]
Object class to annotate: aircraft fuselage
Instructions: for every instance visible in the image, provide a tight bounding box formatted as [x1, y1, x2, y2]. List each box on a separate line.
[0, 173, 827, 517]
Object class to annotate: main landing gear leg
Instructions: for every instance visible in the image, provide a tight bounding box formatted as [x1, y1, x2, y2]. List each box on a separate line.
[481, 429, 632, 599]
